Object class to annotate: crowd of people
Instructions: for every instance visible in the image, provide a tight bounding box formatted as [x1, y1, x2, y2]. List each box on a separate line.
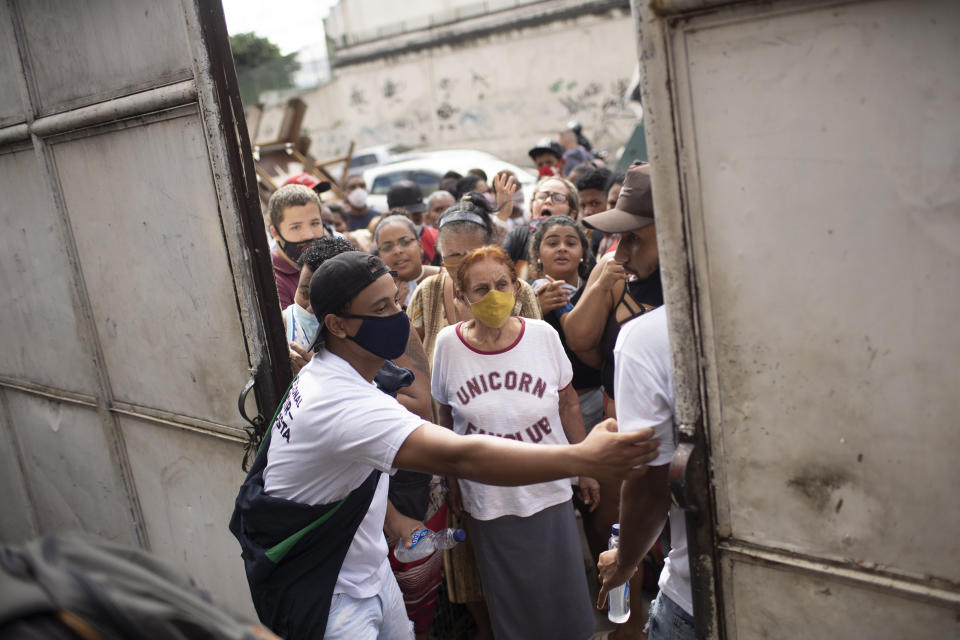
[229, 131, 693, 640]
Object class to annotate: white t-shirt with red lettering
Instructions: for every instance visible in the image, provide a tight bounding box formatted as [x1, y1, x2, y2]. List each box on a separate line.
[431, 318, 574, 521]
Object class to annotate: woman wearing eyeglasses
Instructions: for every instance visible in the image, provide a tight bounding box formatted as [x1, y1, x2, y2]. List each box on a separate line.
[374, 215, 440, 310]
[501, 175, 581, 280]
[432, 246, 598, 640]
[407, 194, 542, 639]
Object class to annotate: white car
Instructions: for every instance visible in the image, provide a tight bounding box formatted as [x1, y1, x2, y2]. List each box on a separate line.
[347, 143, 413, 176]
[362, 149, 538, 215]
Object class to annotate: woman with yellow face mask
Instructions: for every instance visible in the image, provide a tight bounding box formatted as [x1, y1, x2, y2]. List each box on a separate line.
[408, 193, 541, 375]
[406, 193, 541, 638]
[431, 246, 600, 640]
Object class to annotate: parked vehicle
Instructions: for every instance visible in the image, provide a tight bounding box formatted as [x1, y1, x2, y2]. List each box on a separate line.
[347, 143, 414, 176]
[362, 149, 537, 214]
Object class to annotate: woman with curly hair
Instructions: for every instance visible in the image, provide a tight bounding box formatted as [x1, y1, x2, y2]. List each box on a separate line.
[528, 215, 602, 433]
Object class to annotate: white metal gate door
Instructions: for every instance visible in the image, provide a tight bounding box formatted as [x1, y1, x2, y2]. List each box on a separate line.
[633, 0, 960, 637]
[0, 0, 289, 615]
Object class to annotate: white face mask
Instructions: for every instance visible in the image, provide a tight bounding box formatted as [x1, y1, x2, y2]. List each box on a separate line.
[291, 302, 319, 349]
[347, 188, 368, 209]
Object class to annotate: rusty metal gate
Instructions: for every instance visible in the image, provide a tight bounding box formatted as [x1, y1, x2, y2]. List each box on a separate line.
[0, 0, 288, 616]
[633, 0, 960, 637]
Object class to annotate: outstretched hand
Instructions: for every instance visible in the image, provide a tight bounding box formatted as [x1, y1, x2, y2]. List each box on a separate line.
[577, 419, 657, 481]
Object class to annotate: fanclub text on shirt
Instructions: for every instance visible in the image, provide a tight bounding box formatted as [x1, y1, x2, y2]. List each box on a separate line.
[464, 416, 552, 443]
[275, 378, 304, 442]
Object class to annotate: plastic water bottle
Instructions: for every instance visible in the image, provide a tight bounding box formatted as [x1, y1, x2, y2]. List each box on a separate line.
[394, 528, 466, 563]
[607, 523, 631, 623]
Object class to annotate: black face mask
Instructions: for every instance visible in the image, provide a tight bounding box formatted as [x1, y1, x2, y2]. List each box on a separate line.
[338, 311, 409, 360]
[277, 231, 313, 263]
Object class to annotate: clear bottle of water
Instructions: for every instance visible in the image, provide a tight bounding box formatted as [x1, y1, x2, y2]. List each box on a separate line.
[607, 523, 631, 623]
[394, 528, 466, 563]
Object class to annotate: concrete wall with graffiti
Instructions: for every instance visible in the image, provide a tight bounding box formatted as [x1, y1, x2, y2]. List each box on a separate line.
[270, 9, 638, 168]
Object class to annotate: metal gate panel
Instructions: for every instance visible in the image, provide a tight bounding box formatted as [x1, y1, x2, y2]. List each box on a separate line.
[724, 557, 959, 639]
[2, 390, 136, 544]
[0, 392, 39, 541]
[0, 147, 97, 394]
[119, 416, 252, 616]
[633, 0, 960, 636]
[672, 0, 960, 582]
[0, 4, 24, 127]
[52, 111, 251, 427]
[0, 0, 290, 613]
[15, 0, 194, 117]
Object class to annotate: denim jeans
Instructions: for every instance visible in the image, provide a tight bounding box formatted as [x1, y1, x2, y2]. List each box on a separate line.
[324, 571, 414, 640]
[646, 591, 695, 640]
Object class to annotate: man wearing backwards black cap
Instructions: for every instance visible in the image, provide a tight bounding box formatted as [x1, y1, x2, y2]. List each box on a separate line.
[584, 167, 696, 638]
[232, 250, 659, 640]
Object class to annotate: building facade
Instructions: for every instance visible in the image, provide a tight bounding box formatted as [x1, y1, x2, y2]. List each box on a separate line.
[258, 0, 639, 167]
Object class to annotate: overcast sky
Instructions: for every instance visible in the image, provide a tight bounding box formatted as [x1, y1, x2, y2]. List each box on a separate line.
[221, 0, 338, 56]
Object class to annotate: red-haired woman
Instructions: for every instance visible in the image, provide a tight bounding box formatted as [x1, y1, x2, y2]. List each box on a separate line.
[431, 246, 599, 640]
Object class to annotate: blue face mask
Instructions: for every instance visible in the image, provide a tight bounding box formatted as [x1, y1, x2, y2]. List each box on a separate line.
[290, 302, 319, 349]
[338, 311, 409, 360]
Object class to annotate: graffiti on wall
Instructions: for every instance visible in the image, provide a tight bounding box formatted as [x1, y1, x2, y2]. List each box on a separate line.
[349, 85, 367, 108]
[434, 70, 492, 138]
[548, 77, 635, 151]
[295, 16, 639, 165]
[304, 70, 634, 164]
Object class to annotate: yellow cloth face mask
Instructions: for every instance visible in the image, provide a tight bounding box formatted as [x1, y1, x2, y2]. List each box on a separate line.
[469, 289, 515, 328]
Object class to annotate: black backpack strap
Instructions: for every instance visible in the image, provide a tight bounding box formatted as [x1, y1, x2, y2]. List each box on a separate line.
[230, 417, 382, 640]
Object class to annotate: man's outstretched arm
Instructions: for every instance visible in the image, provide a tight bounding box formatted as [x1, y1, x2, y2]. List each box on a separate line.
[393, 420, 658, 487]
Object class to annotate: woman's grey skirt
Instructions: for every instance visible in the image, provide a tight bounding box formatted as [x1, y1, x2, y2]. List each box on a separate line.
[468, 500, 595, 640]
